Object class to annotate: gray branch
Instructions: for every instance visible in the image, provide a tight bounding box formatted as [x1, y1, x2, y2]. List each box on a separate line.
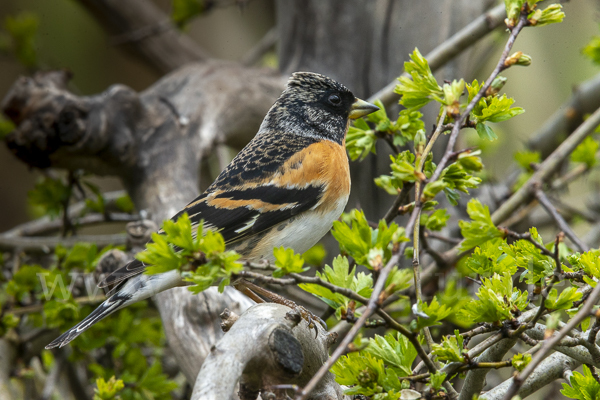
[479, 352, 578, 400]
[191, 303, 345, 400]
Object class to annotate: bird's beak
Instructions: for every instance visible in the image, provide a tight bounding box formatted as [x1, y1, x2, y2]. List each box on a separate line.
[349, 98, 380, 120]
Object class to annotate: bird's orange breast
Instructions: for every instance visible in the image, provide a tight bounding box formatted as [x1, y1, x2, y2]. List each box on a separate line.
[270, 139, 350, 211]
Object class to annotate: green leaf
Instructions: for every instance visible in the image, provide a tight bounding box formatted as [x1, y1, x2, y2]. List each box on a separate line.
[331, 209, 406, 267]
[299, 256, 373, 318]
[332, 333, 417, 396]
[475, 122, 498, 141]
[138, 214, 242, 293]
[467, 78, 524, 139]
[137, 362, 179, 399]
[273, 247, 308, 277]
[393, 109, 425, 146]
[365, 332, 417, 376]
[430, 371, 447, 391]
[528, 4, 565, 27]
[545, 287, 582, 311]
[171, 0, 205, 28]
[514, 150, 541, 171]
[0, 115, 15, 141]
[302, 244, 326, 266]
[561, 364, 600, 400]
[423, 209, 451, 231]
[115, 195, 135, 213]
[3, 12, 39, 68]
[28, 176, 71, 219]
[410, 297, 453, 332]
[503, 227, 554, 285]
[94, 376, 125, 400]
[346, 119, 378, 161]
[571, 136, 599, 168]
[460, 273, 528, 324]
[512, 353, 532, 372]
[458, 199, 503, 252]
[465, 238, 517, 277]
[395, 48, 443, 110]
[432, 330, 465, 363]
[583, 36, 600, 66]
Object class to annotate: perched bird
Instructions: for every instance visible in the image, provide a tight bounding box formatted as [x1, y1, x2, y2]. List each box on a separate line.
[46, 72, 379, 349]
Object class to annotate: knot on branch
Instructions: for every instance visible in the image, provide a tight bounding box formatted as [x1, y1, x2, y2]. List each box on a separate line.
[220, 308, 239, 332]
[268, 328, 304, 376]
[126, 219, 158, 249]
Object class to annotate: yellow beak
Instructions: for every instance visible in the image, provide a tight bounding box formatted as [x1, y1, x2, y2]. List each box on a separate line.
[349, 98, 380, 119]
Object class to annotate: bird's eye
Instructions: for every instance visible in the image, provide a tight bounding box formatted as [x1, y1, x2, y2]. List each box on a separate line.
[328, 94, 341, 106]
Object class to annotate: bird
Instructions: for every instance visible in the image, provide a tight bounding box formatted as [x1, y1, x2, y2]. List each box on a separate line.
[45, 71, 379, 349]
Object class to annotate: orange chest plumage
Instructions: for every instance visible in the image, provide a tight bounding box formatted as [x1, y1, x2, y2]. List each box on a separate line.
[269, 139, 351, 213]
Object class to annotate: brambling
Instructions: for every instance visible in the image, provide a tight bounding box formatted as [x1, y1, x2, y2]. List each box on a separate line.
[46, 72, 379, 349]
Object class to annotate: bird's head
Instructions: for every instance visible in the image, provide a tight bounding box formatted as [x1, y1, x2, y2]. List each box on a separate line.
[259, 72, 379, 144]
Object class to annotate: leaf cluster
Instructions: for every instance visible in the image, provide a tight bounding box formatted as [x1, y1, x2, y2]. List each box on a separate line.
[460, 273, 528, 323]
[136, 213, 242, 293]
[332, 332, 417, 398]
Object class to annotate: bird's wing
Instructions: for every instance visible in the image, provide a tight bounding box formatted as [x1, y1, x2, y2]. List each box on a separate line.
[99, 133, 327, 289]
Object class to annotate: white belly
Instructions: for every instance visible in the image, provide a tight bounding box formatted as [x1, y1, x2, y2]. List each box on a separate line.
[242, 195, 349, 262]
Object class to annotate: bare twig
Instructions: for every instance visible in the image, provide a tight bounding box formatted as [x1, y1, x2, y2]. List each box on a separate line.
[535, 189, 589, 252]
[0, 234, 127, 253]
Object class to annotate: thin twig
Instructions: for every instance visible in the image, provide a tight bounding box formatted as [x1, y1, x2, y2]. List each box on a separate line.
[429, 12, 529, 186]
[535, 189, 589, 252]
[413, 109, 447, 350]
[369, 4, 506, 107]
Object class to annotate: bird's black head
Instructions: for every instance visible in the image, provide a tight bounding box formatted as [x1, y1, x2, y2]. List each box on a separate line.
[259, 72, 379, 144]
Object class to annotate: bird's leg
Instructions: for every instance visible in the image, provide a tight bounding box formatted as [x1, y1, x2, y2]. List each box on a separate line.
[233, 279, 327, 336]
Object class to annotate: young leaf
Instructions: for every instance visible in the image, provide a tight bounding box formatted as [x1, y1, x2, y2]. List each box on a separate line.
[272, 247, 308, 277]
[429, 371, 447, 391]
[332, 210, 405, 267]
[460, 273, 528, 324]
[561, 364, 600, 400]
[465, 238, 517, 277]
[512, 353, 532, 372]
[94, 376, 125, 400]
[299, 256, 373, 318]
[364, 332, 417, 376]
[503, 228, 554, 285]
[432, 330, 465, 363]
[458, 199, 503, 252]
[545, 287, 582, 311]
[570, 136, 599, 168]
[395, 48, 443, 110]
[410, 297, 453, 332]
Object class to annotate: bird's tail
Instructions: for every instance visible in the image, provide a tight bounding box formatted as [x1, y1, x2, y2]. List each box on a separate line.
[45, 270, 182, 349]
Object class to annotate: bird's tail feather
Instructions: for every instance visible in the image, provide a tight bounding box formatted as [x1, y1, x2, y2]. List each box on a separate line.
[45, 270, 183, 349]
[45, 293, 130, 349]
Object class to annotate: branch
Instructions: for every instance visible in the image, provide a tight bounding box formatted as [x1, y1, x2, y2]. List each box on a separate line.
[191, 303, 345, 400]
[368, 4, 506, 106]
[76, 0, 209, 73]
[528, 72, 600, 157]
[501, 282, 600, 400]
[480, 352, 579, 400]
[0, 233, 126, 253]
[535, 189, 589, 252]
